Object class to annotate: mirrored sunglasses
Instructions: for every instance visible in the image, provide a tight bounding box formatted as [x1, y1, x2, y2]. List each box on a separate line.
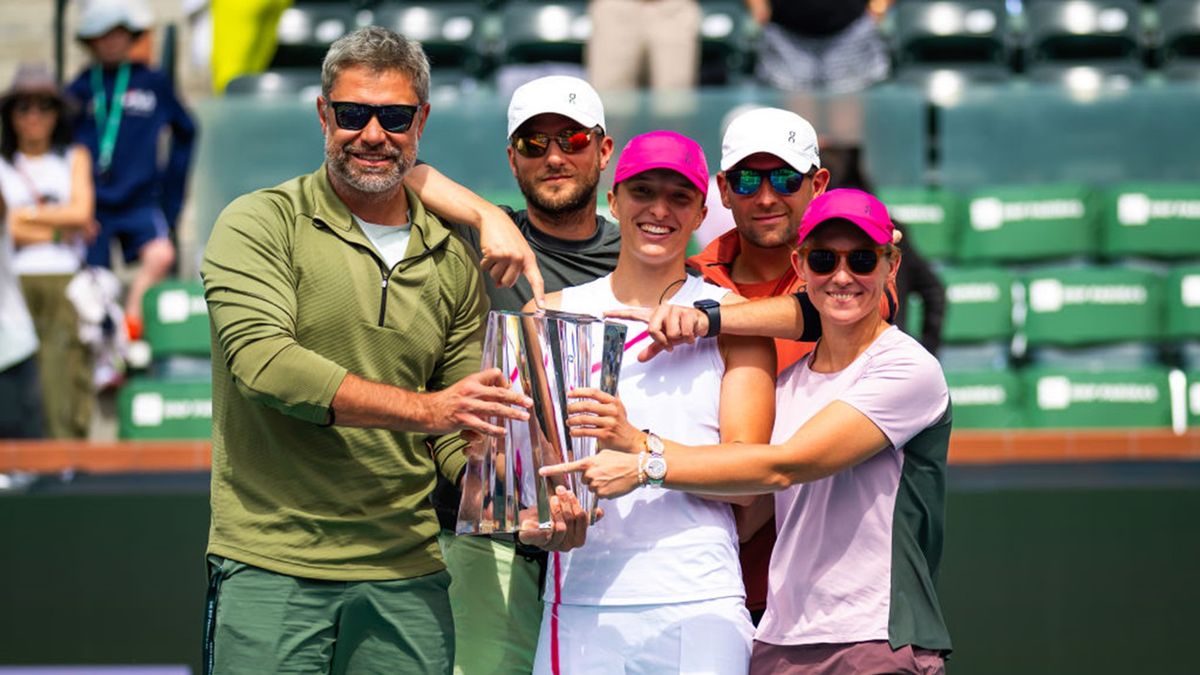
[726, 167, 806, 196]
[511, 126, 601, 158]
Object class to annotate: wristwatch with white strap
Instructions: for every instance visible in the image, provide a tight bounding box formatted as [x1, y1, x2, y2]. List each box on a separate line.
[642, 431, 667, 487]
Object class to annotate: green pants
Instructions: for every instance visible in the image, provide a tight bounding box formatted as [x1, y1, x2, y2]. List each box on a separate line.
[205, 556, 454, 674]
[438, 532, 544, 675]
[20, 273, 91, 439]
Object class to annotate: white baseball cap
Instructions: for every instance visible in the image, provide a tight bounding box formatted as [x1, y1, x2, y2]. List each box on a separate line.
[77, 0, 154, 40]
[720, 107, 820, 173]
[507, 76, 606, 138]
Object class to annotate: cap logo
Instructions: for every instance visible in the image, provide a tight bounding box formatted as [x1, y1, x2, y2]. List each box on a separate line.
[788, 131, 796, 144]
[568, 92, 577, 104]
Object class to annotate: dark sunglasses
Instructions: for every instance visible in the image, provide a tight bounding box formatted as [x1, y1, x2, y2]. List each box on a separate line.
[330, 101, 420, 133]
[726, 167, 806, 196]
[13, 98, 57, 114]
[802, 247, 886, 276]
[511, 126, 602, 158]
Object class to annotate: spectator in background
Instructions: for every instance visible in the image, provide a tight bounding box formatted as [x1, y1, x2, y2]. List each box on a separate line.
[68, 0, 196, 340]
[587, 0, 701, 91]
[0, 64, 96, 439]
[746, 0, 891, 93]
[0, 192, 45, 438]
[822, 143, 946, 355]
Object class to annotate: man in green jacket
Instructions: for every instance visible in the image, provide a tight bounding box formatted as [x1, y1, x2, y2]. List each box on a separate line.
[200, 27, 584, 674]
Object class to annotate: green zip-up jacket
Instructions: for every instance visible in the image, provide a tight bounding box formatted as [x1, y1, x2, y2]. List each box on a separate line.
[201, 165, 486, 581]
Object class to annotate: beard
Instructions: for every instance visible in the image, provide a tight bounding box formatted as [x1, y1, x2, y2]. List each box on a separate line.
[740, 221, 800, 250]
[516, 161, 601, 220]
[325, 135, 416, 195]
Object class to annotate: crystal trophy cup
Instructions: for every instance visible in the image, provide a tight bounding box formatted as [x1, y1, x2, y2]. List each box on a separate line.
[456, 309, 626, 536]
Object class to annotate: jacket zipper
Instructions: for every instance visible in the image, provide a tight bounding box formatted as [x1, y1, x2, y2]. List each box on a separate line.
[376, 247, 439, 327]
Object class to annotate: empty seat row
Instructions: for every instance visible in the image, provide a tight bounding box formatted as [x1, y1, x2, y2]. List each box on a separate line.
[879, 183, 1200, 263]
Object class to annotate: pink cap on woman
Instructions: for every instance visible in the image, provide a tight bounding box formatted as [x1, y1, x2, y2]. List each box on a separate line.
[797, 188, 894, 246]
[612, 130, 709, 197]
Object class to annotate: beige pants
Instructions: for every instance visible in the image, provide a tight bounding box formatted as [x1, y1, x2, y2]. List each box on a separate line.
[20, 273, 93, 439]
[587, 0, 701, 91]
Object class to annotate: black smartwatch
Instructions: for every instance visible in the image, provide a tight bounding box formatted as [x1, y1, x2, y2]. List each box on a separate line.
[693, 299, 721, 338]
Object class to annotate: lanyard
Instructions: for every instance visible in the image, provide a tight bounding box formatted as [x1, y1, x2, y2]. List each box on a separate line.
[90, 62, 131, 174]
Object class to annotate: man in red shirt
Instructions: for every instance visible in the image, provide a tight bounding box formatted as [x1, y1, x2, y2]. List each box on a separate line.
[687, 107, 829, 623]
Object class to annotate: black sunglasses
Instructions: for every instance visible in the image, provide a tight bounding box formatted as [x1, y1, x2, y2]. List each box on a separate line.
[13, 97, 57, 114]
[330, 101, 420, 133]
[802, 247, 885, 276]
[726, 167, 806, 196]
[511, 126, 602, 158]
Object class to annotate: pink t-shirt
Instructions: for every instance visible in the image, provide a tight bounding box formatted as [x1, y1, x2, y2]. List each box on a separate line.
[757, 326, 951, 647]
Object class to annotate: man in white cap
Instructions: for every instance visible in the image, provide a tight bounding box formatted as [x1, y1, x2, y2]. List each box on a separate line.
[407, 74, 620, 674]
[685, 106, 829, 625]
[68, 0, 195, 341]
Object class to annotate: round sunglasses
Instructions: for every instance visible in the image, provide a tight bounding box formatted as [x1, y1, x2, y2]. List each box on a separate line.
[725, 167, 806, 196]
[330, 101, 419, 133]
[511, 126, 602, 158]
[801, 246, 886, 276]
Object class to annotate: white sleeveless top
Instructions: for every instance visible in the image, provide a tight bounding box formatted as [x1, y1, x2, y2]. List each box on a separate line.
[0, 149, 85, 275]
[547, 273, 744, 606]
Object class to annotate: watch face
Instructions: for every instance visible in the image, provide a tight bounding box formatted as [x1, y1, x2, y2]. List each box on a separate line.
[646, 456, 668, 481]
[646, 433, 665, 454]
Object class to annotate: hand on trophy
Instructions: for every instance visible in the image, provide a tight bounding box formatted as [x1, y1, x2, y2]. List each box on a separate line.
[566, 387, 642, 453]
[605, 305, 708, 363]
[540, 450, 641, 500]
[429, 368, 532, 436]
[516, 485, 603, 551]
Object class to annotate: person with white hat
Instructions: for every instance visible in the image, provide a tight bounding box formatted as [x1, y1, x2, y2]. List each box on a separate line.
[405, 74, 623, 674]
[683, 107, 831, 626]
[67, 0, 195, 341]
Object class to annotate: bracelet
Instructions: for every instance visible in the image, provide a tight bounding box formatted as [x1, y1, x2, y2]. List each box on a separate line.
[636, 451, 647, 486]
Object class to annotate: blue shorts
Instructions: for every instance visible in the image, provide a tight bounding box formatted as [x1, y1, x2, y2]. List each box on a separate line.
[87, 205, 170, 268]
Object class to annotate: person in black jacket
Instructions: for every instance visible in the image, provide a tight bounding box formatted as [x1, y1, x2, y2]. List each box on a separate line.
[822, 144, 946, 355]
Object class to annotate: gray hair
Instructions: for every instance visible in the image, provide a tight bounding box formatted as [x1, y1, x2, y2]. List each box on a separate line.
[321, 26, 430, 103]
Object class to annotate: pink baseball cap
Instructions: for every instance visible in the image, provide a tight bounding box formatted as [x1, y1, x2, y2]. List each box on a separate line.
[797, 189, 894, 246]
[612, 130, 709, 198]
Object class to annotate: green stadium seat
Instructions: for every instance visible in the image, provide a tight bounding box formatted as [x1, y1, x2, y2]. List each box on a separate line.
[143, 281, 211, 359]
[946, 370, 1026, 429]
[1102, 183, 1200, 259]
[939, 82, 1200, 188]
[940, 266, 1016, 343]
[498, 1, 590, 65]
[224, 69, 322, 99]
[117, 378, 213, 440]
[1023, 265, 1165, 347]
[373, 3, 487, 81]
[891, 0, 1009, 68]
[1166, 264, 1200, 339]
[959, 184, 1097, 263]
[1022, 366, 1173, 428]
[698, 1, 755, 85]
[877, 187, 959, 260]
[1157, 0, 1200, 81]
[1023, 0, 1142, 64]
[272, 2, 361, 69]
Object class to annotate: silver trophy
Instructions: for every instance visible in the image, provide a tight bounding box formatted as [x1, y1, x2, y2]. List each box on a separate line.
[456, 309, 627, 536]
